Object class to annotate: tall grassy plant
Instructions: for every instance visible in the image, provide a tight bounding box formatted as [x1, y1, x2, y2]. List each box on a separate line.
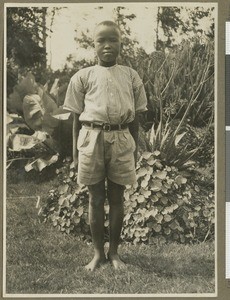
[137, 38, 214, 128]
[136, 38, 214, 168]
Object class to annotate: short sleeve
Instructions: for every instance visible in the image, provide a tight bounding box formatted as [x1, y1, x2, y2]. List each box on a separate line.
[63, 72, 85, 114]
[131, 69, 148, 113]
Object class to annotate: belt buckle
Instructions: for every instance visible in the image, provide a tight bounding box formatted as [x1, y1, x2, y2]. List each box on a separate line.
[103, 123, 111, 131]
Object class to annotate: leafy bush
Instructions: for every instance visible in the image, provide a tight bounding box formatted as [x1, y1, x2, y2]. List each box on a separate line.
[122, 151, 214, 244]
[141, 119, 214, 170]
[144, 120, 197, 169]
[38, 154, 214, 244]
[190, 124, 215, 168]
[6, 72, 73, 171]
[38, 158, 91, 241]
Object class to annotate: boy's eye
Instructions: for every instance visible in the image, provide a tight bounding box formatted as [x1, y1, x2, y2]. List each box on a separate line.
[96, 38, 119, 43]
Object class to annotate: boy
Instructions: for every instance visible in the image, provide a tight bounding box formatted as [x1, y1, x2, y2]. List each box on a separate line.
[63, 20, 147, 271]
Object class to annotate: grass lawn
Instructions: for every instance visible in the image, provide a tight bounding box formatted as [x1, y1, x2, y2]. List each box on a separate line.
[5, 167, 216, 295]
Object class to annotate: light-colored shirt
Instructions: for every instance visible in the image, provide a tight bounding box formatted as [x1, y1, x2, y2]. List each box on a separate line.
[63, 64, 147, 124]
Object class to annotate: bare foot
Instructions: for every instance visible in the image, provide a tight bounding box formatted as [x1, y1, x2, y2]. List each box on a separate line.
[85, 255, 107, 271]
[108, 253, 126, 270]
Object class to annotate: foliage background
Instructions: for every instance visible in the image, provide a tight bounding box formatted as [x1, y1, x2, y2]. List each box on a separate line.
[6, 4, 216, 244]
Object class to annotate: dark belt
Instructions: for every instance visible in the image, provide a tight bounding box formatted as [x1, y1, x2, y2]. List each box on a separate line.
[82, 122, 129, 131]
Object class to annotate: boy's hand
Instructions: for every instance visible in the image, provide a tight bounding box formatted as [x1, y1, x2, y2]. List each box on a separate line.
[128, 114, 139, 168]
[73, 113, 81, 170]
[73, 155, 78, 169]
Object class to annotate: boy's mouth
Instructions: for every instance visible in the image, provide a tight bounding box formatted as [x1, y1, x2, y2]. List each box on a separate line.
[103, 51, 114, 55]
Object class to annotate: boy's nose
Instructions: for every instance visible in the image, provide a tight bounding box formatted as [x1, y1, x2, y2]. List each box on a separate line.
[104, 43, 112, 49]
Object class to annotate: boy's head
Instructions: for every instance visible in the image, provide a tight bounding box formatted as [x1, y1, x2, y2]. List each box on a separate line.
[94, 21, 121, 67]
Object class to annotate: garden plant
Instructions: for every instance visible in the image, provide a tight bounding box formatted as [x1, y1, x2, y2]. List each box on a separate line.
[5, 5, 216, 295]
[6, 5, 215, 245]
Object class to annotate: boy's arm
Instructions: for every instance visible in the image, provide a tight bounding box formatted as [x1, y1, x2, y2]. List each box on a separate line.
[128, 113, 139, 166]
[73, 113, 81, 168]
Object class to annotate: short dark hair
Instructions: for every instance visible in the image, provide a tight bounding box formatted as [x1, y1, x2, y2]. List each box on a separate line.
[97, 20, 119, 29]
[94, 20, 121, 38]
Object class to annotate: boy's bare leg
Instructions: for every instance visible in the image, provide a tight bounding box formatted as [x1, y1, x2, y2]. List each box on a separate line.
[85, 180, 107, 271]
[107, 179, 126, 270]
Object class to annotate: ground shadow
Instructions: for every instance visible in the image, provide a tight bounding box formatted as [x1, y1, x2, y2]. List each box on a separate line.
[123, 251, 215, 279]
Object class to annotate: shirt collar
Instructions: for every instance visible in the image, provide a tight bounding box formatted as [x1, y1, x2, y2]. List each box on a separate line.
[97, 64, 118, 70]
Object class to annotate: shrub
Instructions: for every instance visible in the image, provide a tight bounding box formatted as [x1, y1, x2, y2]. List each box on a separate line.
[143, 120, 214, 170]
[38, 158, 91, 240]
[38, 154, 214, 244]
[122, 151, 214, 244]
[6, 72, 73, 171]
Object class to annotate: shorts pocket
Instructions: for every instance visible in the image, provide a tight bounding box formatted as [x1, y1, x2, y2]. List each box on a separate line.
[122, 131, 136, 152]
[77, 127, 100, 155]
[77, 127, 90, 150]
[116, 131, 136, 162]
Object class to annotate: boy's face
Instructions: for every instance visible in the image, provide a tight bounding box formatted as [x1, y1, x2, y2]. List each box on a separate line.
[94, 25, 121, 67]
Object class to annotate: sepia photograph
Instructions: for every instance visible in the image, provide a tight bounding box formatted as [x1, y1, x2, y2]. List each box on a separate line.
[3, 1, 218, 297]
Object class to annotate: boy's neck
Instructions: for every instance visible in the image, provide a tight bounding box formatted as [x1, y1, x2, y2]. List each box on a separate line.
[98, 60, 117, 67]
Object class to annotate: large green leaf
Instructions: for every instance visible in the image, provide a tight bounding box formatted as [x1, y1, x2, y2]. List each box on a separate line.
[8, 131, 47, 151]
[25, 154, 59, 172]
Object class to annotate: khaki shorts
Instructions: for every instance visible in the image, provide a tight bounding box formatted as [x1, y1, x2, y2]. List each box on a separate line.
[77, 126, 136, 186]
